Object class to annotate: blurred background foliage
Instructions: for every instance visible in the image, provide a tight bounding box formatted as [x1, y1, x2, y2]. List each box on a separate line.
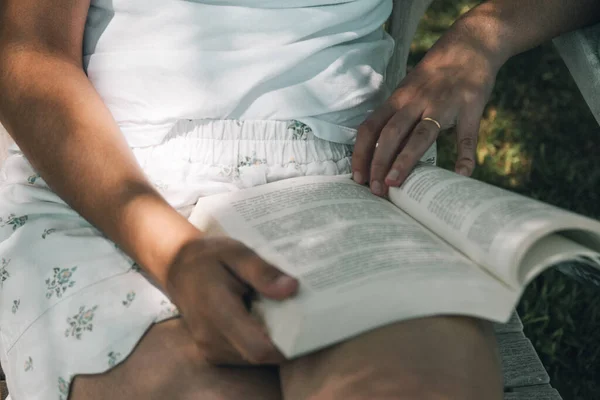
[410, 2, 600, 399]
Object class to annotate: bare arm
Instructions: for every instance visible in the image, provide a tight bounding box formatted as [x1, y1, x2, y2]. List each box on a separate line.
[455, 0, 600, 68]
[0, 0, 200, 288]
[353, 0, 600, 194]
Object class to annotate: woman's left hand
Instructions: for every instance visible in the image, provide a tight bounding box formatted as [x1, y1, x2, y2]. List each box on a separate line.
[351, 23, 505, 196]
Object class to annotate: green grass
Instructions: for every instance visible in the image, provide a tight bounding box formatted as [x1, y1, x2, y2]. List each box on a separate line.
[410, 2, 600, 399]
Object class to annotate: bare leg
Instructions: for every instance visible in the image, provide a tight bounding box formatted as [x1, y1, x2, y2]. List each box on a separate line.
[70, 318, 281, 400]
[281, 316, 503, 400]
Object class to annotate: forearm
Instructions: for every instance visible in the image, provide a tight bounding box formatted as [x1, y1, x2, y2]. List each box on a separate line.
[447, 0, 600, 68]
[0, 50, 200, 288]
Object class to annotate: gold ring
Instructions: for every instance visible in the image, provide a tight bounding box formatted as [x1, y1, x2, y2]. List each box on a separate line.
[422, 117, 442, 130]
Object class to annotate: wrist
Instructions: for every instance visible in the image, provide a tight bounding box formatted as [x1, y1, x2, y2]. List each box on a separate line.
[111, 190, 204, 289]
[441, 4, 515, 73]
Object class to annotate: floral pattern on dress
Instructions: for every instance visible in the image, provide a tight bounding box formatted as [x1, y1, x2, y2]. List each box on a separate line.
[0, 214, 28, 231]
[58, 376, 70, 400]
[27, 173, 41, 185]
[108, 351, 121, 367]
[424, 156, 436, 165]
[65, 305, 98, 339]
[46, 267, 78, 299]
[24, 356, 33, 372]
[154, 299, 179, 323]
[42, 228, 57, 239]
[122, 291, 136, 307]
[130, 262, 142, 273]
[152, 180, 169, 191]
[238, 152, 267, 168]
[287, 120, 312, 141]
[217, 165, 240, 179]
[12, 299, 20, 314]
[0, 258, 10, 288]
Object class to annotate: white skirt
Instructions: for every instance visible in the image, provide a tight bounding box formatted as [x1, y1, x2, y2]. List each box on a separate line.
[0, 119, 435, 399]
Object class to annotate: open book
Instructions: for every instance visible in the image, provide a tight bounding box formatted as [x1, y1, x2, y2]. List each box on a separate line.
[189, 163, 600, 358]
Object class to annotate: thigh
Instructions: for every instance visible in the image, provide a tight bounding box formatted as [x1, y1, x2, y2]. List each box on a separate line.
[71, 318, 281, 400]
[280, 316, 503, 400]
[0, 155, 281, 400]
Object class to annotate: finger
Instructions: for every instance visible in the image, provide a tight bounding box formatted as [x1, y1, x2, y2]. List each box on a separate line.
[384, 115, 443, 187]
[222, 243, 298, 300]
[209, 283, 286, 365]
[351, 102, 395, 184]
[368, 105, 422, 196]
[455, 102, 484, 176]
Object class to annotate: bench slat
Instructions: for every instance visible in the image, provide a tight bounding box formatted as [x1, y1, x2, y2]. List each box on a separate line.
[497, 332, 550, 388]
[505, 385, 563, 400]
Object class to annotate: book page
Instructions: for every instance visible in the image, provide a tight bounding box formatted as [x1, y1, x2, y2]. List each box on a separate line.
[191, 175, 495, 290]
[389, 164, 600, 287]
[190, 174, 515, 357]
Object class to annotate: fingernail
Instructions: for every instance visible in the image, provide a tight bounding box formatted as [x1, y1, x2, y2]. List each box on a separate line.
[352, 171, 363, 184]
[386, 169, 400, 182]
[272, 275, 296, 289]
[371, 180, 383, 196]
[457, 167, 469, 176]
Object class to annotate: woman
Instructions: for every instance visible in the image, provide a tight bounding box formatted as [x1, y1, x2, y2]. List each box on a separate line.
[0, 1, 597, 399]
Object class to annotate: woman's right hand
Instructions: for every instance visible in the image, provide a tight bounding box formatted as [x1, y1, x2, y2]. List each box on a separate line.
[165, 236, 299, 365]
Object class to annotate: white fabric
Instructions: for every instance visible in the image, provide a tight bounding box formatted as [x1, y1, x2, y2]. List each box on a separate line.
[83, 0, 395, 147]
[0, 2, 445, 397]
[0, 125, 10, 174]
[0, 119, 436, 400]
[0, 120, 347, 400]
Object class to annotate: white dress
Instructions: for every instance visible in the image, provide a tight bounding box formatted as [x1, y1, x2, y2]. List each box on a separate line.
[0, 1, 436, 399]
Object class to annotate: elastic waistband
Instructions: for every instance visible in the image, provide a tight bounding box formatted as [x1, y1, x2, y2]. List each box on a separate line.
[1, 119, 435, 214]
[133, 118, 353, 169]
[130, 119, 354, 207]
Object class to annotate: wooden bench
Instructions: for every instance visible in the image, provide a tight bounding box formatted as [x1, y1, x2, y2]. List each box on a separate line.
[493, 312, 562, 399]
[553, 22, 600, 126]
[0, 312, 561, 399]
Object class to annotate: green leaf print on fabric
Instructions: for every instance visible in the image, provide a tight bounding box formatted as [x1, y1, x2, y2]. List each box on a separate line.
[58, 376, 70, 400]
[122, 291, 136, 307]
[424, 156, 436, 165]
[46, 267, 78, 299]
[27, 173, 41, 185]
[65, 305, 98, 339]
[12, 299, 20, 314]
[0, 214, 28, 231]
[153, 299, 179, 323]
[108, 351, 121, 368]
[287, 120, 312, 141]
[24, 356, 33, 372]
[0, 258, 10, 288]
[42, 228, 57, 239]
[130, 262, 142, 273]
[238, 152, 267, 168]
[216, 164, 240, 179]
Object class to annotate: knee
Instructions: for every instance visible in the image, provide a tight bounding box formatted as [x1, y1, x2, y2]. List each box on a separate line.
[341, 376, 502, 400]
[379, 375, 502, 400]
[284, 366, 503, 400]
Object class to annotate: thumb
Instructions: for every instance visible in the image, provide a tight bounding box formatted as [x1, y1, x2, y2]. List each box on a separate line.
[223, 244, 299, 300]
